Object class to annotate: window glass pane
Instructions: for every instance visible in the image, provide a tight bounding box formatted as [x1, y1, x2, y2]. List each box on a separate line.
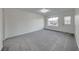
[64, 16, 71, 24]
[48, 17, 59, 26]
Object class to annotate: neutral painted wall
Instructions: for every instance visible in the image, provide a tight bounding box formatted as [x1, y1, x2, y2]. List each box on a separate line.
[4, 9, 44, 39]
[75, 8, 79, 48]
[44, 9, 75, 34]
[0, 8, 3, 50]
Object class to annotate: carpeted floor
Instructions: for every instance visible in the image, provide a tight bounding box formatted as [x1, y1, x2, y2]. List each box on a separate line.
[2, 29, 78, 51]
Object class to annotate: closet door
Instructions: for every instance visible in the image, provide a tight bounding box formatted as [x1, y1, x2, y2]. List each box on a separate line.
[75, 9, 79, 48]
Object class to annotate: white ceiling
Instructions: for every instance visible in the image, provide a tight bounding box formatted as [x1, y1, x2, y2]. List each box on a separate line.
[18, 8, 74, 16]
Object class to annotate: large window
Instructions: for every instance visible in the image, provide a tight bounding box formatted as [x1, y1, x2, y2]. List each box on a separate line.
[48, 17, 59, 26]
[64, 16, 71, 24]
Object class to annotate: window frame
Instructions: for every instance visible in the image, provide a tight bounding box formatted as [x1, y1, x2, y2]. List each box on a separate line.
[64, 16, 71, 25]
[47, 17, 59, 26]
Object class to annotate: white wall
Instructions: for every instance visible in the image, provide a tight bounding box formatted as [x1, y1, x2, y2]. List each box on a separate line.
[4, 9, 44, 39]
[75, 8, 79, 48]
[44, 9, 75, 34]
[0, 8, 3, 50]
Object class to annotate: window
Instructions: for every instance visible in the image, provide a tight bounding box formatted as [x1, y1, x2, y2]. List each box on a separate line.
[48, 17, 59, 26]
[64, 16, 71, 24]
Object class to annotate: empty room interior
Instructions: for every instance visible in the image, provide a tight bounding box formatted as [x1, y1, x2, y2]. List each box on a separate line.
[1, 8, 79, 51]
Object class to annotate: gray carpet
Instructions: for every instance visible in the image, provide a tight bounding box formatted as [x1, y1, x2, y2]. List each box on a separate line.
[2, 29, 78, 51]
